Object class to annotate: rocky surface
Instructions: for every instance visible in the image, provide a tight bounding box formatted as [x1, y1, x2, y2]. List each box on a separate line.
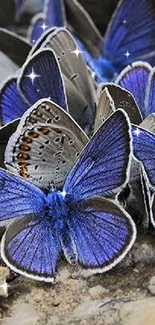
[0, 233, 155, 324]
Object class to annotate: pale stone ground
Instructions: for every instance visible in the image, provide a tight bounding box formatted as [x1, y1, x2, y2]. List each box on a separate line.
[1, 234, 155, 325]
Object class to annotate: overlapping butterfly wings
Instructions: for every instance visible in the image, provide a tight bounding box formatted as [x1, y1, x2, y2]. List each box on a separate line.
[0, 110, 136, 281]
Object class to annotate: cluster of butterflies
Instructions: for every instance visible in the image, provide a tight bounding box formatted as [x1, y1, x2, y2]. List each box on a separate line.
[0, 0, 155, 283]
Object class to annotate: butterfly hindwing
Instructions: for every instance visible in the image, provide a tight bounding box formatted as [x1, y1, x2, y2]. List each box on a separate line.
[1, 214, 61, 282]
[66, 196, 136, 274]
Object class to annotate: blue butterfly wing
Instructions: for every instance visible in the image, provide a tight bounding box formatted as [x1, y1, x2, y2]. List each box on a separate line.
[29, 14, 46, 44]
[64, 110, 131, 201]
[18, 49, 67, 111]
[67, 197, 136, 273]
[0, 169, 46, 221]
[132, 125, 155, 186]
[45, 0, 66, 27]
[1, 214, 61, 282]
[0, 78, 29, 125]
[103, 0, 155, 71]
[116, 62, 151, 119]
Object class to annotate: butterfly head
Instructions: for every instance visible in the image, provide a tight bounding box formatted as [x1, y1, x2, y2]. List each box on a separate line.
[92, 57, 116, 82]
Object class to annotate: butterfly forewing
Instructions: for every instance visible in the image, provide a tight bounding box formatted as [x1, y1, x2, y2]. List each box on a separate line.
[64, 109, 132, 200]
[18, 48, 67, 111]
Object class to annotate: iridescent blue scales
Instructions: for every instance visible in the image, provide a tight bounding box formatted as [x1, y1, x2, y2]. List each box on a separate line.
[0, 110, 136, 281]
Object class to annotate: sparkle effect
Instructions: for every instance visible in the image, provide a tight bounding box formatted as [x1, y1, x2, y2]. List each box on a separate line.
[71, 48, 82, 57]
[40, 22, 48, 31]
[122, 19, 127, 24]
[124, 51, 131, 58]
[134, 128, 141, 137]
[26, 68, 40, 84]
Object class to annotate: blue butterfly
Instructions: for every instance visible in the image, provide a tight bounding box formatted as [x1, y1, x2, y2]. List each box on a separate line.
[0, 110, 136, 281]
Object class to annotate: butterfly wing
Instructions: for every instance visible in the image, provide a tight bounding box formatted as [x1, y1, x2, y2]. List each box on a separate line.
[140, 114, 155, 133]
[66, 196, 136, 274]
[132, 125, 155, 186]
[101, 83, 142, 124]
[5, 100, 88, 189]
[28, 13, 46, 45]
[64, 110, 131, 200]
[103, 0, 155, 71]
[1, 215, 61, 282]
[65, 0, 102, 57]
[45, 0, 66, 27]
[94, 87, 115, 132]
[41, 28, 96, 126]
[0, 168, 46, 222]
[116, 62, 152, 119]
[0, 77, 29, 125]
[0, 169, 61, 282]
[18, 48, 67, 111]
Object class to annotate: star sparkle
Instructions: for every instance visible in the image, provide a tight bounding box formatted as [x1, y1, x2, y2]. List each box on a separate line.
[124, 51, 131, 58]
[40, 22, 48, 31]
[71, 48, 82, 57]
[26, 68, 40, 84]
[122, 19, 127, 24]
[134, 128, 141, 137]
